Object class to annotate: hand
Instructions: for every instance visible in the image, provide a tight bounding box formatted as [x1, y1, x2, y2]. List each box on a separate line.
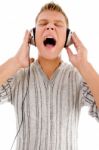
[66, 32, 88, 70]
[14, 30, 34, 68]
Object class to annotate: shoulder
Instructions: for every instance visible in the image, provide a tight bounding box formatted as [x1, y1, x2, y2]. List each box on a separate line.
[14, 62, 35, 82]
[60, 62, 83, 88]
[62, 62, 82, 76]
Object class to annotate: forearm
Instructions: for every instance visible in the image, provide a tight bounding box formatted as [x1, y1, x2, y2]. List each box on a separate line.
[78, 62, 99, 108]
[0, 57, 21, 85]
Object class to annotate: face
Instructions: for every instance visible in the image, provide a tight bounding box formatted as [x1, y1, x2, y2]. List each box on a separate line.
[35, 10, 67, 60]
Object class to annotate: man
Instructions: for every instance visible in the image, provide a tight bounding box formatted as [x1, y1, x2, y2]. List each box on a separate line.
[0, 2, 99, 150]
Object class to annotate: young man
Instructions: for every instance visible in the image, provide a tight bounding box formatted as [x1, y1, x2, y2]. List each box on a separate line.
[0, 2, 99, 150]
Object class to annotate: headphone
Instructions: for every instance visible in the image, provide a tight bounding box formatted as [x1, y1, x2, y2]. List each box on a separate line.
[30, 27, 72, 47]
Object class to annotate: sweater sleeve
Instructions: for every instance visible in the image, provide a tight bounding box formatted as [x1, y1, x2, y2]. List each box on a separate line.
[0, 66, 31, 105]
[0, 76, 16, 104]
[80, 81, 99, 122]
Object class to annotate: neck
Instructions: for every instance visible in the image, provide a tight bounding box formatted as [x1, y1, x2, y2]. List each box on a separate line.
[37, 56, 62, 79]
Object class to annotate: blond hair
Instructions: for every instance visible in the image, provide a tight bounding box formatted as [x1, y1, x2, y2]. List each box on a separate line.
[35, 2, 69, 26]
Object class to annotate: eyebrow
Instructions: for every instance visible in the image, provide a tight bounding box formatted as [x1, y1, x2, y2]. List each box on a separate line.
[37, 19, 65, 25]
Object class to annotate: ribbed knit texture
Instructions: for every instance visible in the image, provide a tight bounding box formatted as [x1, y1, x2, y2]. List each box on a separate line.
[0, 60, 99, 150]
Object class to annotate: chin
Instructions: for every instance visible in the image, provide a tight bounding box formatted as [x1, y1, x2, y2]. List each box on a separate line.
[39, 54, 61, 61]
[42, 56, 57, 60]
[38, 45, 61, 60]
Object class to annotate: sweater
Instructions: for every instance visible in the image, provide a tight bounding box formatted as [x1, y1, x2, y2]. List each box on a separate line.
[0, 60, 99, 150]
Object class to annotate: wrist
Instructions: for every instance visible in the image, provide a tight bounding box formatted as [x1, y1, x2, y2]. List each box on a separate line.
[12, 56, 22, 70]
[77, 61, 98, 82]
[77, 61, 90, 74]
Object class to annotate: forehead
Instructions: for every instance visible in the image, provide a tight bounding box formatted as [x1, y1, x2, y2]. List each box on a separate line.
[37, 10, 66, 24]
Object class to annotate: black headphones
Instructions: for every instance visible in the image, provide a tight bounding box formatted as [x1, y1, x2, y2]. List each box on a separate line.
[65, 28, 72, 47]
[30, 27, 72, 47]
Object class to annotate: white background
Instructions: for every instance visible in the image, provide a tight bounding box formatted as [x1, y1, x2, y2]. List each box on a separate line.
[0, 0, 99, 150]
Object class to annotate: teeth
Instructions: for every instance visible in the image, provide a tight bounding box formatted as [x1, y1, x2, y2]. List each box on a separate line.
[44, 36, 54, 40]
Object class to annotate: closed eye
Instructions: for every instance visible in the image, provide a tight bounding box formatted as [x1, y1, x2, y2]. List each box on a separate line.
[54, 23, 64, 27]
[38, 22, 48, 26]
[37, 20, 48, 26]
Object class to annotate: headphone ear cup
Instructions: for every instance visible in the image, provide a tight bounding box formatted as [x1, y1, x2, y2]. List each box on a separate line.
[64, 28, 72, 47]
[30, 27, 36, 46]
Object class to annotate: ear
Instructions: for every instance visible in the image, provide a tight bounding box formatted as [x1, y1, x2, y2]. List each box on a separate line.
[64, 28, 72, 47]
[30, 27, 36, 46]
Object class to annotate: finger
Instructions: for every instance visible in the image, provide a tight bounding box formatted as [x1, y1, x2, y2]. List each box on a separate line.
[29, 28, 33, 33]
[71, 32, 85, 50]
[23, 30, 28, 41]
[23, 30, 31, 44]
[29, 29, 35, 45]
[66, 47, 74, 58]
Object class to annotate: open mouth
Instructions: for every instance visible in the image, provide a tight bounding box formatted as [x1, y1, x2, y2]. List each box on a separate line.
[43, 37, 56, 47]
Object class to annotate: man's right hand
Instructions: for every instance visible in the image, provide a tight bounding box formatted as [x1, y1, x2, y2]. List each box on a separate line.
[14, 30, 34, 68]
[0, 30, 34, 85]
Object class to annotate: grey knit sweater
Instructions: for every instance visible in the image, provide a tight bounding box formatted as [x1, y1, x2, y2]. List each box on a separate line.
[0, 60, 99, 150]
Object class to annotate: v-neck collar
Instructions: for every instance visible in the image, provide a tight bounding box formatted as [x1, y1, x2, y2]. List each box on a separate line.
[34, 59, 64, 84]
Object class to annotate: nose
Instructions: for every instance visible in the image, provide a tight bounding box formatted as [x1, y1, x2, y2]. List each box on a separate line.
[47, 27, 54, 30]
[46, 23, 55, 30]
